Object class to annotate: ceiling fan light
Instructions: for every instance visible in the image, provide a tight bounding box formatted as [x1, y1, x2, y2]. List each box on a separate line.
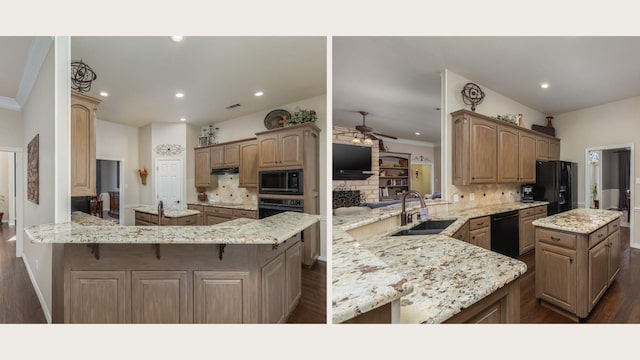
[363, 138, 373, 145]
[351, 134, 361, 144]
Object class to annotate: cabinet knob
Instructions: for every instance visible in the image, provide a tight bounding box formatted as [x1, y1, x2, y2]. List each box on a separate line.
[550, 236, 560, 241]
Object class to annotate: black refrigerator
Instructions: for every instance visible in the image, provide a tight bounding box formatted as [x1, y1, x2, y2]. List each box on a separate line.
[532, 160, 577, 216]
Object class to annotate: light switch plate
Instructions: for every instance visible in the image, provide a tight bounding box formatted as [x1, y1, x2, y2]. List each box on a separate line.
[636, 177, 640, 185]
[453, 194, 459, 202]
[469, 193, 475, 201]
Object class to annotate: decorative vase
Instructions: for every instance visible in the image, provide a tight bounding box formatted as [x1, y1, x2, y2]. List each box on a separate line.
[140, 173, 147, 185]
[546, 116, 554, 127]
[594, 200, 599, 209]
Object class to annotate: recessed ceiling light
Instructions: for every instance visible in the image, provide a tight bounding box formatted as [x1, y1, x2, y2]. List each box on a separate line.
[254, 91, 264, 97]
[175, 92, 184, 98]
[170, 36, 184, 42]
[99, 91, 109, 97]
[541, 83, 549, 89]
[180, 118, 186, 122]
[415, 132, 421, 136]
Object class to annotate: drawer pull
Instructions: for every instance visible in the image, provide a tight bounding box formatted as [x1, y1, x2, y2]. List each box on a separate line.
[569, 258, 573, 264]
[550, 236, 561, 241]
[476, 222, 484, 226]
[598, 234, 603, 238]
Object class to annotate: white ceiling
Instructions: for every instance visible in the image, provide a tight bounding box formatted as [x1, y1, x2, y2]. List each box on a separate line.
[333, 37, 640, 144]
[0, 37, 31, 98]
[70, 36, 327, 127]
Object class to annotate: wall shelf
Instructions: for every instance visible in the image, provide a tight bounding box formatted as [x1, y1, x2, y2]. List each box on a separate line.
[378, 151, 411, 200]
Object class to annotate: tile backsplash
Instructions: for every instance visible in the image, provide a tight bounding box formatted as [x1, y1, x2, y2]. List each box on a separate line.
[205, 174, 258, 207]
[447, 183, 522, 211]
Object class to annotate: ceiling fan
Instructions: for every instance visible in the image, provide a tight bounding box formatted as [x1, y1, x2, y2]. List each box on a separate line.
[337, 111, 398, 149]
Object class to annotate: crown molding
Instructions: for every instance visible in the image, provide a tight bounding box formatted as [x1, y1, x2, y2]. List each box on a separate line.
[0, 96, 21, 111]
[383, 137, 438, 148]
[15, 36, 53, 107]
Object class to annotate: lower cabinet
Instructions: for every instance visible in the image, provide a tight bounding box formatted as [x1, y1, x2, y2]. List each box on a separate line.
[69, 270, 129, 324]
[261, 253, 287, 324]
[536, 242, 577, 314]
[519, 214, 535, 255]
[588, 240, 609, 308]
[452, 221, 470, 242]
[469, 216, 490, 250]
[131, 271, 190, 324]
[285, 241, 302, 314]
[194, 271, 250, 324]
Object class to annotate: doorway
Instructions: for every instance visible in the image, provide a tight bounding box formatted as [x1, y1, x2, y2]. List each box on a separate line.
[155, 158, 183, 208]
[411, 163, 433, 197]
[585, 144, 634, 246]
[96, 159, 123, 224]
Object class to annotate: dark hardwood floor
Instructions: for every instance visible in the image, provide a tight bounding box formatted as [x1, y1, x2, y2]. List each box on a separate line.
[0, 222, 326, 324]
[519, 226, 640, 323]
[287, 260, 327, 323]
[0, 223, 47, 323]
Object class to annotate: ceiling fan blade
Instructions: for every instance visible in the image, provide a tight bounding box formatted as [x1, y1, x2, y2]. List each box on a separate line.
[373, 132, 398, 140]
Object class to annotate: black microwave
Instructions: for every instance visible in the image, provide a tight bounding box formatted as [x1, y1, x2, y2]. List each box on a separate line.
[259, 169, 303, 195]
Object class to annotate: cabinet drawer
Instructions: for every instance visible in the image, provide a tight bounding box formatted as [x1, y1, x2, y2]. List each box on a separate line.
[537, 228, 576, 249]
[588, 226, 608, 248]
[203, 206, 233, 217]
[187, 204, 204, 211]
[535, 205, 547, 215]
[207, 215, 230, 225]
[177, 215, 197, 226]
[232, 209, 258, 219]
[608, 218, 620, 235]
[135, 212, 151, 222]
[469, 216, 490, 230]
[519, 208, 535, 217]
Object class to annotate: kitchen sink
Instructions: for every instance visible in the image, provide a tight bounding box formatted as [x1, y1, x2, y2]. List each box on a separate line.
[391, 219, 456, 236]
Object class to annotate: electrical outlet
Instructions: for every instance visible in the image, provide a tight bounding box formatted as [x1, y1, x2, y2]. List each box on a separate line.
[636, 177, 640, 185]
[251, 195, 257, 201]
[453, 194, 459, 202]
[469, 193, 475, 201]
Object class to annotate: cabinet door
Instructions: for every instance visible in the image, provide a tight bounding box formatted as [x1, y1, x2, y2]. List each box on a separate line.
[452, 115, 470, 186]
[194, 271, 250, 324]
[549, 139, 561, 160]
[452, 222, 470, 242]
[470, 227, 490, 250]
[195, 148, 211, 187]
[71, 94, 98, 196]
[608, 230, 621, 284]
[258, 134, 279, 168]
[206, 215, 230, 225]
[536, 243, 577, 313]
[261, 253, 286, 323]
[239, 141, 258, 187]
[69, 270, 128, 323]
[279, 131, 303, 167]
[224, 143, 240, 167]
[210, 146, 225, 168]
[536, 137, 549, 161]
[469, 117, 497, 183]
[497, 125, 519, 183]
[285, 241, 302, 314]
[518, 132, 536, 183]
[519, 214, 535, 255]
[131, 271, 191, 324]
[588, 240, 609, 310]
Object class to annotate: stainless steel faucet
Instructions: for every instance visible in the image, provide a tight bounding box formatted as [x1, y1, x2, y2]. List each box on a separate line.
[401, 190, 426, 226]
[157, 200, 164, 225]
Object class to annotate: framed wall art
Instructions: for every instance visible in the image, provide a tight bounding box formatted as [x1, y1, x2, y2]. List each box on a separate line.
[27, 134, 39, 204]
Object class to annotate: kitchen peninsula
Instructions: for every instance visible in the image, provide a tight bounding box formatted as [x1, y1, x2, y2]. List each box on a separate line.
[332, 200, 549, 324]
[26, 211, 319, 324]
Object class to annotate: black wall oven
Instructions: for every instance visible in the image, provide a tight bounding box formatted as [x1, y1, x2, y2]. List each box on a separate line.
[259, 169, 303, 195]
[258, 198, 304, 219]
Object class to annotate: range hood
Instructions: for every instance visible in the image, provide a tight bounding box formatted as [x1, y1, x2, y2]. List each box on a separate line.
[211, 167, 239, 175]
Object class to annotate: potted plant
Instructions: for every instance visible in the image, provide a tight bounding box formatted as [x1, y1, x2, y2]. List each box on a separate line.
[592, 183, 599, 209]
[0, 194, 5, 223]
[287, 106, 317, 126]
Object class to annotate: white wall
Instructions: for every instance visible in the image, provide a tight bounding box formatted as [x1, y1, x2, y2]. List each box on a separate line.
[95, 119, 139, 225]
[0, 152, 11, 222]
[0, 108, 23, 147]
[553, 95, 640, 247]
[186, 124, 200, 203]
[21, 43, 55, 320]
[138, 124, 153, 205]
[443, 69, 548, 207]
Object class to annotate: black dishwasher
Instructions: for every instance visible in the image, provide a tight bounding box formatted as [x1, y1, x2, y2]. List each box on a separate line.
[490, 211, 520, 258]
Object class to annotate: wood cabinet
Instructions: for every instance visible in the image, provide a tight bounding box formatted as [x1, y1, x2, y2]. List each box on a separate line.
[210, 143, 240, 168]
[194, 271, 250, 324]
[239, 140, 258, 188]
[71, 91, 101, 196]
[261, 253, 287, 324]
[257, 126, 305, 168]
[285, 241, 302, 314]
[453, 109, 559, 185]
[452, 221, 470, 242]
[195, 147, 213, 187]
[68, 270, 129, 323]
[535, 216, 621, 320]
[378, 152, 411, 200]
[131, 271, 191, 324]
[469, 216, 490, 250]
[134, 211, 199, 226]
[519, 205, 547, 255]
[549, 139, 561, 160]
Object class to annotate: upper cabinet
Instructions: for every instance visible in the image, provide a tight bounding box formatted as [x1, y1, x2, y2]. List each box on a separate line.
[453, 109, 559, 186]
[195, 147, 213, 187]
[256, 124, 315, 169]
[71, 91, 101, 196]
[239, 140, 258, 188]
[211, 143, 240, 168]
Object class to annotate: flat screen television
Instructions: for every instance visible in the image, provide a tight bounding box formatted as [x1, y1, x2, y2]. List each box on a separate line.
[333, 143, 374, 180]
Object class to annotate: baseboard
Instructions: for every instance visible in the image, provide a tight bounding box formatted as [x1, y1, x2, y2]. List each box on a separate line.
[317, 255, 327, 262]
[20, 253, 52, 324]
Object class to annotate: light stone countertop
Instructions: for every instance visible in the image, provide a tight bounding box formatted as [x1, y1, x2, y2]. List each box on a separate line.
[26, 211, 319, 245]
[332, 200, 548, 324]
[532, 208, 622, 234]
[187, 201, 258, 211]
[134, 206, 201, 218]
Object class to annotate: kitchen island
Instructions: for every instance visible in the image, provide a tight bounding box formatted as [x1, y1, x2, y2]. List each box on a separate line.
[332, 201, 546, 324]
[533, 208, 622, 321]
[26, 211, 319, 324]
[133, 205, 200, 225]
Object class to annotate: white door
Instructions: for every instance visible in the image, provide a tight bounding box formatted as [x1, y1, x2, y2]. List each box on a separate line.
[156, 159, 183, 208]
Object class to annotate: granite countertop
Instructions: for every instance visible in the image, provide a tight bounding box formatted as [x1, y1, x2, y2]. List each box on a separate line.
[332, 200, 547, 324]
[134, 206, 201, 218]
[532, 208, 622, 234]
[26, 211, 319, 245]
[188, 201, 258, 211]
